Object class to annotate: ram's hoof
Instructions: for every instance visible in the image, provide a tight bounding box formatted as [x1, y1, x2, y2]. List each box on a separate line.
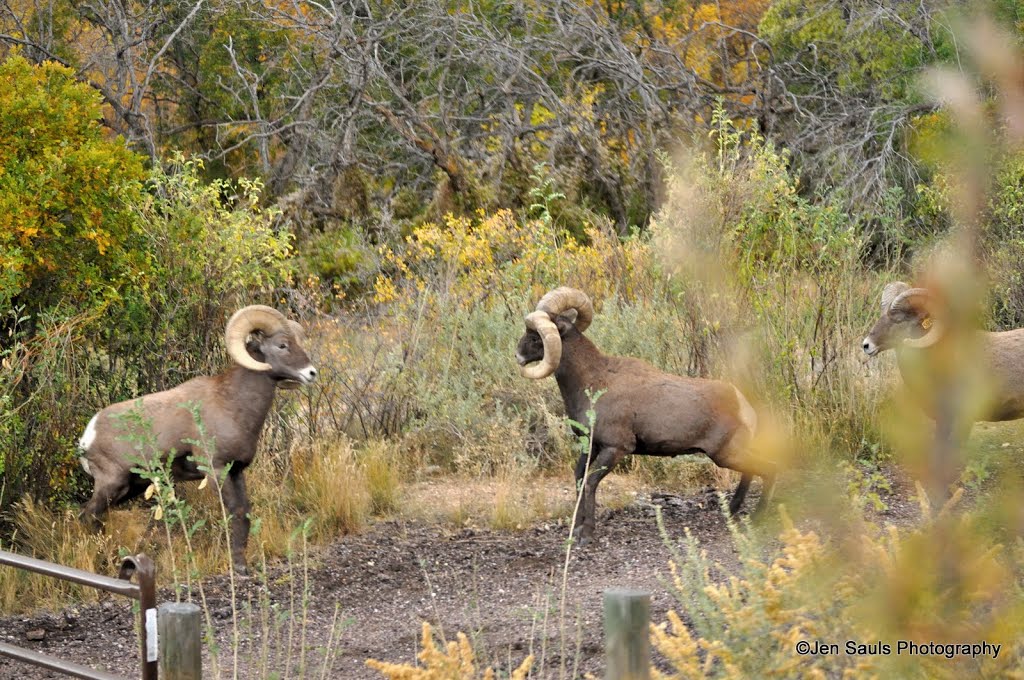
[571, 528, 594, 548]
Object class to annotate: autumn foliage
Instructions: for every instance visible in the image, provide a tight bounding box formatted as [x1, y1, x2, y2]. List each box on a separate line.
[0, 55, 147, 317]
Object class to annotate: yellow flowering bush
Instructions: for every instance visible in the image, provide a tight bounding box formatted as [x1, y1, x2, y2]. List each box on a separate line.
[652, 503, 1024, 679]
[366, 622, 533, 679]
[373, 209, 651, 312]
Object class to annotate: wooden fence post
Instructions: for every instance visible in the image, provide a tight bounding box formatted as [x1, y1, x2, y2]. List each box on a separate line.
[604, 588, 651, 680]
[158, 602, 202, 680]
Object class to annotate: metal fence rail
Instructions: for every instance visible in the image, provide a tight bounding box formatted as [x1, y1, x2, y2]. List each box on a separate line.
[0, 550, 157, 680]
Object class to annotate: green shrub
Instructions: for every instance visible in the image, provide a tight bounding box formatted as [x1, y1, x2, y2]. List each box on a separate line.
[0, 151, 295, 513]
[0, 55, 148, 317]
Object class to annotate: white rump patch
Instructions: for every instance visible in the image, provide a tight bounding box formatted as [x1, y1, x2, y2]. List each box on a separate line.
[78, 414, 98, 451]
[79, 456, 93, 477]
[733, 387, 758, 436]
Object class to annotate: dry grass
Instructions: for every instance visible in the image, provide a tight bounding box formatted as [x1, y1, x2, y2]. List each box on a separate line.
[0, 498, 112, 611]
[0, 433, 741, 615]
[360, 439, 403, 516]
[289, 437, 371, 541]
[631, 456, 739, 492]
[400, 472, 641, 530]
[0, 433, 411, 613]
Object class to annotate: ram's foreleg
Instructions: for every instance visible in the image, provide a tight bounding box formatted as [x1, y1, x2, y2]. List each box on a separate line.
[215, 465, 252, 575]
[729, 474, 752, 515]
[572, 446, 629, 546]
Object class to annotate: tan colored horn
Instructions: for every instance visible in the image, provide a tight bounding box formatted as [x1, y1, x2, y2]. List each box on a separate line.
[225, 305, 287, 372]
[890, 287, 932, 313]
[520, 311, 562, 379]
[890, 288, 945, 349]
[286, 319, 305, 342]
[880, 281, 910, 311]
[903, 317, 945, 348]
[536, 287, 594, 332]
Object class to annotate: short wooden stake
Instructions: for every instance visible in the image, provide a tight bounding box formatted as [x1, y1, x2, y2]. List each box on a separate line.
[604, 588, 651, 680]
[158, 602, 202, 679]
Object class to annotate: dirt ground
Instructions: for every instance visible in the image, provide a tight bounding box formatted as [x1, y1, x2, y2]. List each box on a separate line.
[0, 470, 924, 680]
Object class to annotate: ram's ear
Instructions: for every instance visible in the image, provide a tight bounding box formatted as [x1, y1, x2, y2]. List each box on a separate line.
[553, 314, 577, 335]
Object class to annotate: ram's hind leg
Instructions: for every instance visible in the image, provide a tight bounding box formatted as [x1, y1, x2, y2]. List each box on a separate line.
[750, 460, 776, 515]
[729, 474, 752, 516]
[81, 476, 131, 529]
[713, 443, 776, 518]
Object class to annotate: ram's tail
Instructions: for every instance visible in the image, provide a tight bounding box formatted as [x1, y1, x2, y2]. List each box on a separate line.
[78, 414, 98, 477]
[733, 387, 758, 437]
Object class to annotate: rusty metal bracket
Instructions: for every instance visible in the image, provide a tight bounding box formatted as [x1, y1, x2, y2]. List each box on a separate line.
[119, 553, 158, 680]
[0, 549, 159, 680]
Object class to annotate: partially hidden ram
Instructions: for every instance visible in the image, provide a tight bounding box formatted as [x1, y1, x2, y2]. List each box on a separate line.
[863, 281, 1024, 424]
[516, 287, 776, 545]
[77, 305, 317, 573]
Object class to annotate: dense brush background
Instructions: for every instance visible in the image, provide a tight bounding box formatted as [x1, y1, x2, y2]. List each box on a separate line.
[1, 1, 1024, 676]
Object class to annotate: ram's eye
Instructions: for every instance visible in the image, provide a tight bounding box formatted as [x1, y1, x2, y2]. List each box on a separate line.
[278, 344, 287, 350]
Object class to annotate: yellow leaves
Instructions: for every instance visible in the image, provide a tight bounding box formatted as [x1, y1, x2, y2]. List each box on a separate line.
[656, 502, 1024, 679]
[529, 101, 555, 127]
[371, 205, 654, 326]
[651, 612, 702, 679]
[366, 622, 533, 679]
[15, 224, 39, 242]
[373, 275, 399, 305]
[650, 14, 682, 42]
[83, 228, 113, 255]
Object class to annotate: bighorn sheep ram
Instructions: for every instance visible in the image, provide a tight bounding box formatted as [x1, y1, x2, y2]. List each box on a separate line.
[78, 305, 317, 573]
[863, 281, 1024, 423]
[516, 287, 776, 545]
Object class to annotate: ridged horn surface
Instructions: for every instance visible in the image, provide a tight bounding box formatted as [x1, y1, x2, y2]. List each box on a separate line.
[286, 319, 305, 342]
[880, 281, 910, 311]
[520, 311, 562, 379]
[536, 287, 594, 332]
[890, 288, 945, 349]
[225, 305, 287, 372]
[890, 287, 932, 313]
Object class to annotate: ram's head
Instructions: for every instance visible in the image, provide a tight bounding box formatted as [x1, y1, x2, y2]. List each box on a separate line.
[515, 287, 594, 379]
[225, 305, 317, 386]
[863, 282, 944, 356]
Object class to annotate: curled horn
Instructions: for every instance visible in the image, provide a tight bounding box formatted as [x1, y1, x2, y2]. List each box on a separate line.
[286, 319, 305, 342]
[520, 311, 562, 379]
[880, 281, 910, 312]
[891, 288, 945, 349]
[225, 305, 287, 372]
[536, 287, 594, 332]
